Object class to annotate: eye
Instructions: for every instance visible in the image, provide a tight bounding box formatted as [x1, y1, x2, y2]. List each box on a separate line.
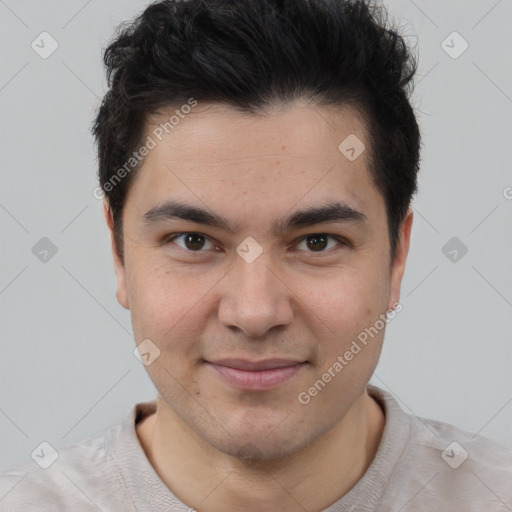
[164, 232, 347, 255]
[295, 233, 346, 253]
[166, 232, 216, 252]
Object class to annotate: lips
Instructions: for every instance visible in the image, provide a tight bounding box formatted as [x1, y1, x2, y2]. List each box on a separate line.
[205, 358, 307, 390]
[209, 358, 304, 371]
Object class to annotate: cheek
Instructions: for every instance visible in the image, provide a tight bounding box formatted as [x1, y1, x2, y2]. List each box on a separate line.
[295, 262, 390, 358]
[126, 259, 210, 391]
[125, 253, 207, 345]
[301, 262, 388, 321]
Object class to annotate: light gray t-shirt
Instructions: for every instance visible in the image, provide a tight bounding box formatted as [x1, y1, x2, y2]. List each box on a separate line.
[1, 385, 511, 511]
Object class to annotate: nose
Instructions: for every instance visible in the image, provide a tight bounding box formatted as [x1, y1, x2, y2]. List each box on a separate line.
[218, 250, 295, 339]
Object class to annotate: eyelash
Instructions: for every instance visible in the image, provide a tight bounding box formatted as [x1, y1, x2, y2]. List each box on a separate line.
[164, 232, 349, 256]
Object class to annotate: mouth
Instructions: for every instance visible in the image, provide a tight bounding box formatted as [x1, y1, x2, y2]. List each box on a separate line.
[204, 358, 308, 390]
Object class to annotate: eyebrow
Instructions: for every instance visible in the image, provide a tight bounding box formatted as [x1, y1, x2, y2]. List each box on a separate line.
[142, 200, 367, 234]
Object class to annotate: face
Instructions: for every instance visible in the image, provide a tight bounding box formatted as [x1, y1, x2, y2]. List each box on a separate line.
[105, 101, 411, 460]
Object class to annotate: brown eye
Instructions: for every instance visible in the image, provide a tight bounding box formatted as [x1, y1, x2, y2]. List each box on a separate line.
[183, 234, 206, 250]
[296, 233, 342, 253]
[305, 234, 329, 251]
[167, 233, 214, 251]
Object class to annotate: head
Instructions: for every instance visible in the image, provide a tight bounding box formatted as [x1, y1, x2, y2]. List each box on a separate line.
[92, 0, 419, 460]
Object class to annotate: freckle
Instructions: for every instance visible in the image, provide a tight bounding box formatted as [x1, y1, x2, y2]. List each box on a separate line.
[276, 161, 280, 166]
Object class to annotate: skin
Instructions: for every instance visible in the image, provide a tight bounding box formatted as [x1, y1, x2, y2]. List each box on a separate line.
[104, 100, 413, 511]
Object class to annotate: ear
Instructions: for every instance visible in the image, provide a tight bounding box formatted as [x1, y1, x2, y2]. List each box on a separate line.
[103, 200, 130, 310]
[388, 208, 413, 310]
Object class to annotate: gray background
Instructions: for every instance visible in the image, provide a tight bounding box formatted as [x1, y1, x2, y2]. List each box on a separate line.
[1, 0, 511, 471]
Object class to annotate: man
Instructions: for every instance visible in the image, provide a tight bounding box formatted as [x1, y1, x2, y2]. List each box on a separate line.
[1, 0, 511, 510]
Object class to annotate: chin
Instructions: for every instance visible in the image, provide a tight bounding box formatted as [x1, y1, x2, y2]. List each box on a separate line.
[214, 434, 304, 463]
[202, 413, 319, 463]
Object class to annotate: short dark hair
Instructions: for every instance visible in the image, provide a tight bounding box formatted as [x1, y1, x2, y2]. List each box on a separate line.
[92, 0, 420, 261]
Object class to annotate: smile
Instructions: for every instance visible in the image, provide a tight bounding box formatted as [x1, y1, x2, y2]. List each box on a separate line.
[205, 359, 308, 390]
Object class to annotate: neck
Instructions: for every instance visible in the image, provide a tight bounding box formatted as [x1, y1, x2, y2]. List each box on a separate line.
[136, 389, 384, 511]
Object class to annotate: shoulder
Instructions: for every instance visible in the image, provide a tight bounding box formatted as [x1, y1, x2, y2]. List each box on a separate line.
[0, 420, 127, 511]
[408, 412, 512, 473]
[392, 405, 512, 509]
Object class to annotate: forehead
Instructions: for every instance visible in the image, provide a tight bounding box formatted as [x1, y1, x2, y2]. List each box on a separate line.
[144, 101, 368, 165]
[125, 101, 383, 224]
